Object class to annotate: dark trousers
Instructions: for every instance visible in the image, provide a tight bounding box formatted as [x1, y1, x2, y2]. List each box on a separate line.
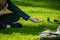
[0, 13, 20, 28]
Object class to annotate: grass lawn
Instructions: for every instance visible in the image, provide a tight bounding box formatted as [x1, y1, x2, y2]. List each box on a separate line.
[0, 0, 60, 40]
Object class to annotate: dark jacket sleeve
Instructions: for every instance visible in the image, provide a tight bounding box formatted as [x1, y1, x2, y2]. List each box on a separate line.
[6, 0, 30, 20]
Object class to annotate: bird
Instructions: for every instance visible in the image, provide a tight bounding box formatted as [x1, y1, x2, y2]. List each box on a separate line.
[54, 19, 60, 24]
[47, 17, 50, 22]
[47, 17, 52, 23]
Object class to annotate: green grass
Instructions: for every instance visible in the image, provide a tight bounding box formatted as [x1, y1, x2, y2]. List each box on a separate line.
[0, 32, 38, 40]
[0, 0, 60, 40]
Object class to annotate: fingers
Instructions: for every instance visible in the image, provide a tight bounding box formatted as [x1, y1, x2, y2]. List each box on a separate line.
[29, 18, 42, 23]
[35, 18, 42, 22]
[34, 19, 42, 23]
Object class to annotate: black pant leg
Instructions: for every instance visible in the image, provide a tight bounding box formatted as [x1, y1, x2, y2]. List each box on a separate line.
[1, 13, 20, 24]
[0, 21, 6, 28]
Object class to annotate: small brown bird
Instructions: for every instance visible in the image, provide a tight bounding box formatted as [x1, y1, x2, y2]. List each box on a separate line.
[54, 19, 60, 24]
[47, 17, 50, 22]
[47, 17, 52, 23]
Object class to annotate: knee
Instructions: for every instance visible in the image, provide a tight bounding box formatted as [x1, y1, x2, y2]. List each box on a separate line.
[14, 13, 20, 21]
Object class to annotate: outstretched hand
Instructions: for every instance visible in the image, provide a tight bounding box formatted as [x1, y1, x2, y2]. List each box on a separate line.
[29, 18, 42, 23]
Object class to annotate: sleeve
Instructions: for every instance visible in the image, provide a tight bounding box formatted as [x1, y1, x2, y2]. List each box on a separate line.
[6, 0, 30, 20]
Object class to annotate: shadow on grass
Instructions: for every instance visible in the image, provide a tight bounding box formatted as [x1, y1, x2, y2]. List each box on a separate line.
[12, 0, 60, 10]
[0, 22, 58, 35]
[0, 25, 45, 35]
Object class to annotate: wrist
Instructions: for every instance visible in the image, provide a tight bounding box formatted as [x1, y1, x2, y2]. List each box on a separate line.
[29, 17, 32, 20]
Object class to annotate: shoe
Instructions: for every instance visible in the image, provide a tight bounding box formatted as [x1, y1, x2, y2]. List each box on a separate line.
[6, 25, 11, 28]
[1, 22, 22, 28]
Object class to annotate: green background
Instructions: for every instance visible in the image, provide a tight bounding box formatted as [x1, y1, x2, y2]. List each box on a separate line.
[0, 0, 60, 40]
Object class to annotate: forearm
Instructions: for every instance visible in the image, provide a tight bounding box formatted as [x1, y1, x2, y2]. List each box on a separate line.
[7, 0, 30, 20]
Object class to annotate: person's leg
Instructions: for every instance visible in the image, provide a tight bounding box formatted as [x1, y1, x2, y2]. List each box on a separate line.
[11, 22, 22, 28]
[0, 21, 6, 29]
[0, 13, 22, 28]
[2, 13, 20, 24]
